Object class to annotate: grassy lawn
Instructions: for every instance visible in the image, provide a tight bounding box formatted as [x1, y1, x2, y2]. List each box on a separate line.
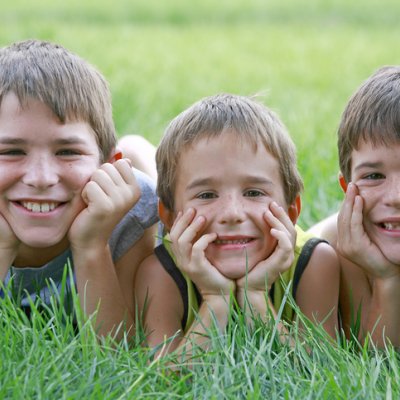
[1, 0, 400, 398]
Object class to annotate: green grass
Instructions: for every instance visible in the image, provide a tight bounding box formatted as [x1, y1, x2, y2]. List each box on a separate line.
[1, 0, 400, 398]
[1, 282, 400, 399]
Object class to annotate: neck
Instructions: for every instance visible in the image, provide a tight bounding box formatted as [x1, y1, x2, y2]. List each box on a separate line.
[13, 237, 69, 268]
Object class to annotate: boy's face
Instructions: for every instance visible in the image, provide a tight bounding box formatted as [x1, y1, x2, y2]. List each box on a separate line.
[351, 140, 400, 265]
[169, 133, 294, 280]
[0, 92, 101, 255]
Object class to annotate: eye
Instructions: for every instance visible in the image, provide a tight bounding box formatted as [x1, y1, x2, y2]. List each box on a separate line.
[363, 172, 385, 180]
[244, 189, 265, 197]
[197, 191, 217, 199]
[0, 149, 26, 156]
[56, 149, 80, 156]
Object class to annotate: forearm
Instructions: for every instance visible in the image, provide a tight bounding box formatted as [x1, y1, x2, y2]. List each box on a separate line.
[237, 289, 290, 341]
[364, 277, 400, 348]
[236, 289, 270, 323]
[172, 295, 231, 362]
[0, 249, 16, 282]
[72, 243, 134, 338]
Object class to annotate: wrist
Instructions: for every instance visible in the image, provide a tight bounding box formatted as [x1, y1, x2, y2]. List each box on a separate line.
[202, 293, 232, 310]
[373, 274, 400, 293]
[71, 242, 111, 265]
[0, 246, 17, 265]
[237, 288, 266, 301]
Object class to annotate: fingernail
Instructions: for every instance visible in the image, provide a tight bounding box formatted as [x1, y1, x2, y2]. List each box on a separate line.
[123, 157, 132, 167]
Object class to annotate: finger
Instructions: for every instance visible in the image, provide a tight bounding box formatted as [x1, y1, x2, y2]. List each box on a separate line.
[175, 215, 207, 251]
[87, 168, 140, 212]
[98, 160, 138, 188]
[81, 181, 115, 214]
[264, 204, 296, 245]
[270, 228, 293, 251]
[267, 202, 294, 232]
[338, 182, 357, 243]
[192, 232, 218, 255]
[112, 159, 138, 186]
[349, 194, 365, 241]
[188, 233, 217, 273]
[169, 208, 196, 242]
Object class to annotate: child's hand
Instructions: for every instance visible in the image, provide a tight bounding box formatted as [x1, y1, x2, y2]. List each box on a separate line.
[236, 202, 296, 296]
[338, 182, 400, 279]
[0, 212, 19, 255]
[69, 159, 141, 250]
[169, 208, 235, 299]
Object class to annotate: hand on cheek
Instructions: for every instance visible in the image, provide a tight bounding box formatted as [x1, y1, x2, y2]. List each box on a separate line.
[338, 182, 399, 278]
[170, 208, 234, 298]
[0, 212, 20, 256]
[69, 159, 141, 248]
[236, 201, 296, 294]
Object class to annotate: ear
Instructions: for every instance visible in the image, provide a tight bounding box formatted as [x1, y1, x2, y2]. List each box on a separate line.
[287, 195, 301, 224]
[158, 200, 175, 231]
[107, 147, 123, 163]
[339, 173, 348, 193]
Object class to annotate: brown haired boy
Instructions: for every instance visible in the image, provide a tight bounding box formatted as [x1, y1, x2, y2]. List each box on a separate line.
[0, 40, 158, 338]
[309, 66, 400, 347]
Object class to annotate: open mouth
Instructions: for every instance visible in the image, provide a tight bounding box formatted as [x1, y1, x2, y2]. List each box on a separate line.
[380, 222, 400, 231]
[20, 201, 60, 213]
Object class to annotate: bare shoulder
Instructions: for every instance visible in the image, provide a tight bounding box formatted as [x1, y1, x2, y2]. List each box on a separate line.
[134, 252, 185, 348]
[296, 241, 340, 336]
[296, 241, 340, 300]
[306, 241, 340, 276]
[307, 213, 339, 248]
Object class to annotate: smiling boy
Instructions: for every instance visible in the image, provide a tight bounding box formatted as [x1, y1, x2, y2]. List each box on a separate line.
[309, 66, 400, 346]
[135, 94, 339, 356]
[0, 40, 158, 338]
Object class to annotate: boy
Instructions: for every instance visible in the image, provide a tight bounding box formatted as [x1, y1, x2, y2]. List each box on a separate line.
[135, 94, 340, 355]
[0, 40, 158, 338]
[309, 66, 400, 347]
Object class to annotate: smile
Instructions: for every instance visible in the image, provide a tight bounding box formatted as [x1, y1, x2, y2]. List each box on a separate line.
[214, 238, 253, 245]
[21, 201, 59, 213]
[381, 222, 400, 230]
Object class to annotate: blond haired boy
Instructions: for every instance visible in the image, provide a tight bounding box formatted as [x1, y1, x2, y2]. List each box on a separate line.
[135, 94, 339, 355]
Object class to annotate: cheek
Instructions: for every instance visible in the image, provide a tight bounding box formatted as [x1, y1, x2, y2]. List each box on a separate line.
[0, 165, 21, 189]
[357, 187, 377, 215]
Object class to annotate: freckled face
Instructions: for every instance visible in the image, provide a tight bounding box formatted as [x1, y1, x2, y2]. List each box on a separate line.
[351, 140, 400, 265]
[0, 92, 101, 261]
[172, 134, 290, 279]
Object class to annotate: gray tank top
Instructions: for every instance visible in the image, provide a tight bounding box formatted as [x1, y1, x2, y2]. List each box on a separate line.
[2, 168, 158, 312]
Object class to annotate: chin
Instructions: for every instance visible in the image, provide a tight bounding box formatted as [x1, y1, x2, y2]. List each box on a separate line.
[215, 264, 253, 280]
[16, 232, 67, 249]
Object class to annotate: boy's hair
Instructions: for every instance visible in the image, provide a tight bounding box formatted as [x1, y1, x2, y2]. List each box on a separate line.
[156, 93, 303, 211]
[0, 39, 116, 163]
[338, 66, 400, 182]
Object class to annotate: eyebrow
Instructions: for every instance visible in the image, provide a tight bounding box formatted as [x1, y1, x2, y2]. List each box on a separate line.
[353, 161, 383, 172]
[0, 137, 26, 145]
[53, 137, 88, 145]
[186, 175, 274, 191]
[0, 136, 88, 145]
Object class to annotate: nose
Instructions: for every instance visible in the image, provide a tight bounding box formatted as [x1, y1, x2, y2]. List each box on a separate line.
[218, 194, 246, 224]
[22, 155, 59, 189]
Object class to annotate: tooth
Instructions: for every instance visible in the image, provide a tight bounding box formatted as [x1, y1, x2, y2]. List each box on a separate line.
[32, 203, 41, 212]
[41, 203, 50, 212]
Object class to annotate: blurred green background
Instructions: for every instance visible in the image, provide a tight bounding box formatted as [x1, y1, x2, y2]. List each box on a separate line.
[2, 0, 400, 227]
